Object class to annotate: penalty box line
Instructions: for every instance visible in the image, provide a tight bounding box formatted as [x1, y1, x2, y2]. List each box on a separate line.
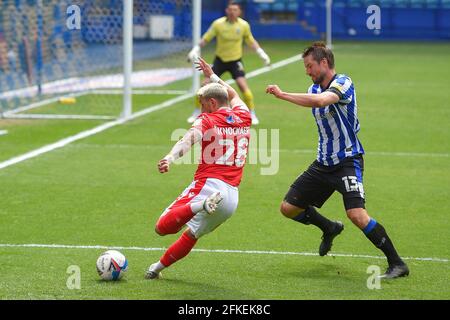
[0, 55, 303, 171]
[0, 243, 447, 263]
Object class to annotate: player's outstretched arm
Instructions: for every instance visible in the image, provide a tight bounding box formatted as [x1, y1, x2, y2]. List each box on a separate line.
[250, 40, 270, 66]
[195, 57, 248, 110]
[195, 57, 237, 98]
[265, 85, 339, 108]
[187, 39, 207, 63]
[158, 127, 202, 173]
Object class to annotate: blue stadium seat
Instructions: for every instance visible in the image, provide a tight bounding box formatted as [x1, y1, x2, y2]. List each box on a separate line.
[302, 0, 317, 9]
[272, 2, 286, 12]
[162, 2, 176, 15]
[393, 0, 408, 8]
[410, 0, 425, 8]
[426, 0, 440, 9]
[287, 2, 298, 12]
[332, 0, 346, 7]
[380, 0, 395, 8]
[362, 0, 377, 6]
[258, 3, 271, 11]
[347, 0, 363, 8]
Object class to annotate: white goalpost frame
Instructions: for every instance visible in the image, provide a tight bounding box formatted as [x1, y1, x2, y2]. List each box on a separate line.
[326, 0, 333, 49]
[2, 0, 198, 121]
[122, 0, 133, 119]
[192, 0, 202, 94]
[123, 0, 202, 116]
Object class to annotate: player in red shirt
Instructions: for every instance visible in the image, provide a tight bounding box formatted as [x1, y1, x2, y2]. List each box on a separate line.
[145, 57, 251, 279]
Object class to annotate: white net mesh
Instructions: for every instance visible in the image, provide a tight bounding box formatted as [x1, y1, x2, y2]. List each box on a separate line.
[0, 0, 194, 119]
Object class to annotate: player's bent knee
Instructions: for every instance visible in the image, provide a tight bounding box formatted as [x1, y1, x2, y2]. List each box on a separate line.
[155, 219, 174, 236]
[154, 225, 166, 236]
[280, 202, 303, 219]
[184, 228, 198, 240]
[346, 208, 369, 228]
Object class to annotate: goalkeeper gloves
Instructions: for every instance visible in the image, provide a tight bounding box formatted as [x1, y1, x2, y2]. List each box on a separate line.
[187, 45, 200, 63]
[256, 47, 270, 66]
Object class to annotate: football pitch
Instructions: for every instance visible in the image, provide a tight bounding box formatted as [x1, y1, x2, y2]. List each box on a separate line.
[0, 41, 449, 300]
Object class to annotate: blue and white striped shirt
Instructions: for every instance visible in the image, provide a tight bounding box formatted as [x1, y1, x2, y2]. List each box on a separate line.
[309, 74, 364, 166]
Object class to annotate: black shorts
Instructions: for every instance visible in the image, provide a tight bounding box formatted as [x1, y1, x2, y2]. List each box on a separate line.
[212, 56, 246, 79]
[284, 155, 366, 210]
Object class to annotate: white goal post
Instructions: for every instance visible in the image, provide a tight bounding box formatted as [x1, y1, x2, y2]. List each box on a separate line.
[326, 0, 333, 49]
[122, 0, 133, 119]
[122, 0, 201, 120]
[192, 0, 202, 97]
[0, 0, 201, 120]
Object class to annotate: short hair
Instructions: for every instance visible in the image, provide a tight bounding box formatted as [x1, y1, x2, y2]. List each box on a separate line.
[302, 41, 335, 69]
[197, 83, 228, 105]
[228, 1, 241, 8]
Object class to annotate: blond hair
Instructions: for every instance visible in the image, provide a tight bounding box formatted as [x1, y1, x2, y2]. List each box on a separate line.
[197, 83, 228, 105]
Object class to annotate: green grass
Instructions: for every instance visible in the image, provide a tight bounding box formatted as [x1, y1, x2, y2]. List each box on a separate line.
[24, 94, 177, 116]
[0, 41, 449, 300]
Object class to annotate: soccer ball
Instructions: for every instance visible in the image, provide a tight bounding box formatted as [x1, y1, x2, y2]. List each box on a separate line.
[96, 250, 128, 281]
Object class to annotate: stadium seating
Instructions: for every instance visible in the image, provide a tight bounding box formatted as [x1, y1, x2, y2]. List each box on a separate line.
[231, 0, 450, 40]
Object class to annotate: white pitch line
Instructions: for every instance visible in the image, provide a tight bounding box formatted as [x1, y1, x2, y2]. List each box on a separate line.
[91, 89, 189, 95]
[0, 243, 447, 263]
[0, 92, 192, 170]
[2, 91, 89, 116]
[245, 54, 302, 78]
[3, 113, 116, 120]
[0, 118, 125, 170]
[0, 54, 303, 171]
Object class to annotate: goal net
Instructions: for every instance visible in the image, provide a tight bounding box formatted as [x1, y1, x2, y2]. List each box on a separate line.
[0, 0, 196, 120]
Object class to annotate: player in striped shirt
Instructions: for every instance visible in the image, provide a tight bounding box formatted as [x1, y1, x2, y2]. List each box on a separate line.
[266, 42, 409, 279]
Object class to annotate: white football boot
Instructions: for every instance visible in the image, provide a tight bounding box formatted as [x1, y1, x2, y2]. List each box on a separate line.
[145, 263, 162, 280]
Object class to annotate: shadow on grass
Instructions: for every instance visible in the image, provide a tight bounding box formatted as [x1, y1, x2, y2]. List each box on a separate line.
[147, 277, 254, 300]
[285, 262, 356, 281]
[95, 278, 129, 285]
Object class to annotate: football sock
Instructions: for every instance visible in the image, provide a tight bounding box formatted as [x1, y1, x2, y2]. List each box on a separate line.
[152, 261, 166, 273]
[157, 201, 203, 235]
[242, 89, 255, 110]
[160, 231, 197, 267]
[292, 206, 335, 233]
[363, 219, 404, 266]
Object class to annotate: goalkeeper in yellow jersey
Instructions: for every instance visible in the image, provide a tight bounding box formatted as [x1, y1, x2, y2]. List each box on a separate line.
[187, 1, 270, 125]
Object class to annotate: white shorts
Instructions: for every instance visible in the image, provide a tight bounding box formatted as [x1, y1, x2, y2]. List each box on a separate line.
[161, 178, 239, 239]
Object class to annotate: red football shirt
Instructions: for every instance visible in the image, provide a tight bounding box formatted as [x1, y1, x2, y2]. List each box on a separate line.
[193, 105, 251, 187]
